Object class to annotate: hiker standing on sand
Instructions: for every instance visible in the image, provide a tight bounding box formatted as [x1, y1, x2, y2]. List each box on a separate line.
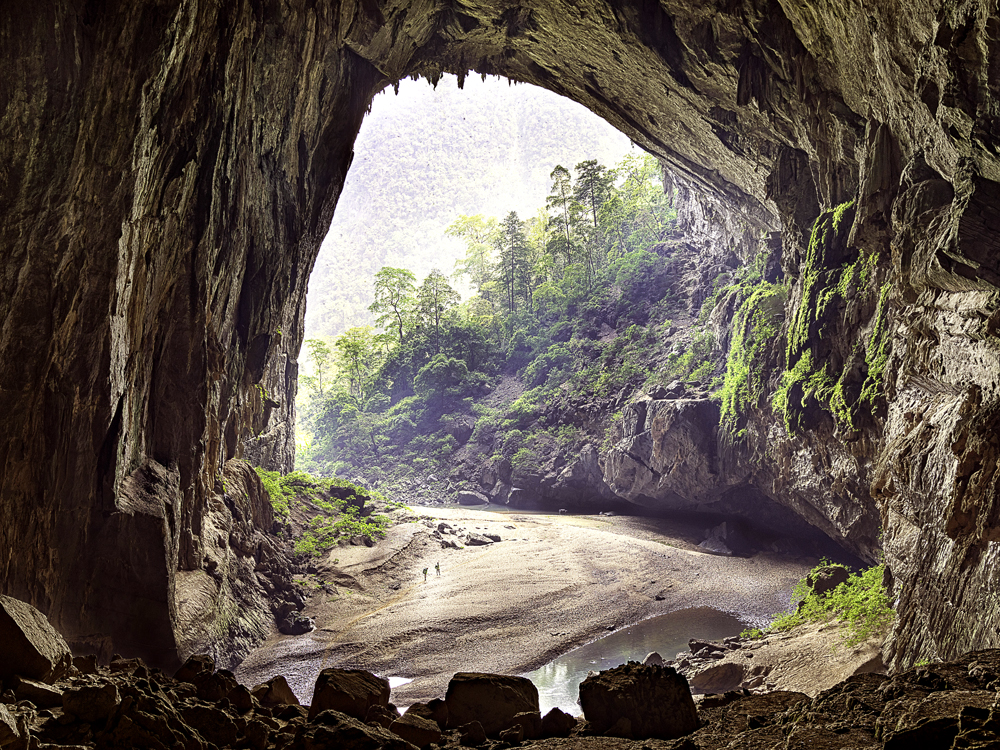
[423, 567, 428, 582]
[435, 562, 441, 576]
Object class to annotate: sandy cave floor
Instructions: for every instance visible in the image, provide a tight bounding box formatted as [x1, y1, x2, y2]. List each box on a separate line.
[236, 507, 815, 707]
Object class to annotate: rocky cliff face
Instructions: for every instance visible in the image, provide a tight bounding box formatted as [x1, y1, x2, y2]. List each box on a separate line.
[3, 0, 999, 671]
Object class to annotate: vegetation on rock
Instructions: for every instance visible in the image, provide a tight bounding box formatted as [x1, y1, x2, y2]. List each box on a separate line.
[254, 468, 396, 556]
[766, 560, 894, 648]
[296, 154, 692, 497]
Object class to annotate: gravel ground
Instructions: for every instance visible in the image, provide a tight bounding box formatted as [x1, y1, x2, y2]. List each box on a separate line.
[236, 507, 814, 706]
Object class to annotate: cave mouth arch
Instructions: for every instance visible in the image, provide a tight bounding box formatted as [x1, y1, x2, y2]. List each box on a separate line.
[1, 0, 883, 672]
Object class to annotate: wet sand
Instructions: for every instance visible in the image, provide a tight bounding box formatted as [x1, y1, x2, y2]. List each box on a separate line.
[236, 507, 814, 706]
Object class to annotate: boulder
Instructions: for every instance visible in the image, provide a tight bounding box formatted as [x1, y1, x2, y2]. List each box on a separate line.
[0, 596, 72, 683]
[403, 699, 448, 729]
[72, 654, 99, 675]
[300, 710, 417, 750]
[541, 707, 577, 737]
[512, 710, 542, 739]
[689, 662, 746, 695]
[643, 652, 664, 667]
[0, 705, 19, 747]
[62, 682, 120, 722]
[458, 720, 487, 747]
[464, 534, 492, 546]
[309, 669, 390, 721]
[181, 703, 240, 747]
[12, 677, 62, 709]
[366, 703, 400, 729]
[252, 675, 300, 707]
[279, 612, 315, 635]
[579, 663, 699, 740]
[805, 565, 850, 598]
[174, 653, 215, 684]
[688, 639, 727, 654]
[456, 490, 488, 506]
[445, 673, 540, 736]
[389, 713, 442, 748]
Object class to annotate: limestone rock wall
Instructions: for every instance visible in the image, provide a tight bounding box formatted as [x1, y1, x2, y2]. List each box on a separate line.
[2, 0, 1000, 670]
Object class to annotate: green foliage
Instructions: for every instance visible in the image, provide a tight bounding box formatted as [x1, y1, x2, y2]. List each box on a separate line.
[768, 561, 894, 648]
[369, 267, 417, 344]
[718, 282, 788, 439]
[860, 283, 892, 404]
[254, 467, 294, 520]
[740, 627, 765, 639]
[775, 201, 890, 434]
[253, 468, 394, 557]
[299, 151, 680, 484]
[293, 507, 391, 556]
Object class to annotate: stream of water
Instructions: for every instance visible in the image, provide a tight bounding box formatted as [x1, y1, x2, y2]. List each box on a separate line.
[522, 607, 746, 715]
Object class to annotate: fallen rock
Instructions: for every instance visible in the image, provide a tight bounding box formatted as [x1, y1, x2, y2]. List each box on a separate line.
[445, 673, 539, 736]
[279, 611, 315, 635]
[497, 723, 523, 744]
[458, 720, 487, 746]
[389, 712, 441, 748]
[61, 682, 119, 723]
[643, 652, 664, 667]
[366, 703, 400, 729]
[456, 491, 488, 506]
[483, 532, 502, 542]
[181, 703, 240, 747]
[512, 710, 542, 739]
[0, 705, 20, 747]
[579, 663, 699, 740]
[403, 699, 448, 729]
[689, 662, 746, 695]
[12, 677, 62, 709]
[174, 653, 215, 684]
[72, 655, 98, 675]
[297, 709, 417, 750]
[0, 596, 72, 683]
[689, 639, 728, 653]
[805, 565, 850, 598]
[464, 534, 492, 546]
[252, 675, 300, 707]
[541, 706, 577, 737]
[309, 669, 390, 721]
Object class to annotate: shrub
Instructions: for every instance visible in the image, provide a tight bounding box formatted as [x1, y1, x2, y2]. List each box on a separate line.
[769, 561, 893, 647]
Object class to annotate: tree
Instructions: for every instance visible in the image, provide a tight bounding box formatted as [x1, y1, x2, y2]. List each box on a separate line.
[301, 339, 333, 397]
[546, 165, 576, 242]
[369, 267, 417, 345]
[333, 326, 381, 407]
[414, 353, 469, 409]
[415, 269, 461, 347]
[496, 212, 533, 315]
[573, 159, 614, 229]
[448, 214, 498, 295]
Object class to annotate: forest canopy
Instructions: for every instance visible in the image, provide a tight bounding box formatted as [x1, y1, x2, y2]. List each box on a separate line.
[296, 153, 682, 486]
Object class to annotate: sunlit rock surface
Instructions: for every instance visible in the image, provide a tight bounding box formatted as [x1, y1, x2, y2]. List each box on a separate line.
[2, 0, 1000, 671]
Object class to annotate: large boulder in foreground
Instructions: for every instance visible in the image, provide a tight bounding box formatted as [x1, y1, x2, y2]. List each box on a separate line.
[309, 669, 390, 721]
[0, 596, 72, 683]
[445, 673, 539, 736]
[579, 662, 699, 740]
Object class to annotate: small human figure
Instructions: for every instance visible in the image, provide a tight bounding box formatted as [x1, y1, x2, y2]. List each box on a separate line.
[423, 567, 428, 582]
[435, 562, 441, 576]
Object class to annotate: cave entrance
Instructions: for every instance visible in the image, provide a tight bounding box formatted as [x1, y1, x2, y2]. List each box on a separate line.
[295, 72, 643, 481]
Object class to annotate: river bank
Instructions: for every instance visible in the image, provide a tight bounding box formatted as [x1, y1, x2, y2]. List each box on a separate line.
[236, 506, 815, 706]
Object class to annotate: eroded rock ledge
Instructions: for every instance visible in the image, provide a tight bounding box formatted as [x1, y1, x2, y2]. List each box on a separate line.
[3, 1, 1000, 670]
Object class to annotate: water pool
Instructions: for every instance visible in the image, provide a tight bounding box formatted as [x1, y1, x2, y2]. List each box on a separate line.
[522, 607, 745, 715]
